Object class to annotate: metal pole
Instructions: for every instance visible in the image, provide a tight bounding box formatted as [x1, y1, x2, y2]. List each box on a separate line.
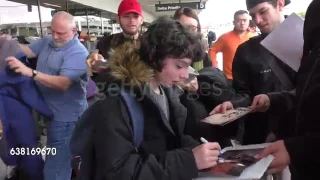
[100, 11, 103, 34]
[66, 0, 69, 12]
[86, 8, 90, 35]
[36, 0, 44, 37]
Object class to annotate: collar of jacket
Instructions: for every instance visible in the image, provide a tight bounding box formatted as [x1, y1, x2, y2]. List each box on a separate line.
[117, 33, 142, 46]
[260, 32, 269, 39]
[134, 85, 187, 135]
[106, 42, 154, 93]
[121, 32, 141, 40]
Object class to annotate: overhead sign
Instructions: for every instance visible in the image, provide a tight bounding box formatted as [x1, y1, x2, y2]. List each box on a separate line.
[69, 9, 100, 16]
[51, 9, 101, 17]
[155, 2, 206, 12]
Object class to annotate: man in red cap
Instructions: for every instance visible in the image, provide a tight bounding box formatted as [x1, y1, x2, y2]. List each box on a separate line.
[87, 0, 144, 83]
[95, 0, 143, 60]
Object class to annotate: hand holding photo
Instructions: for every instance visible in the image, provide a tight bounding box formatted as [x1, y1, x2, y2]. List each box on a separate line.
[202, 107, 254, 126]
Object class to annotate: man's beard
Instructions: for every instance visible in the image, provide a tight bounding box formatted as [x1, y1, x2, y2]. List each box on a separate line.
[120, 24, 139, 36]
[53, 40, 68, 47]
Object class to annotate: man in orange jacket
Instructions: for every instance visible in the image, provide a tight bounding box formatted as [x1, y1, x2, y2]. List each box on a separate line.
[209, 10, 254, 83]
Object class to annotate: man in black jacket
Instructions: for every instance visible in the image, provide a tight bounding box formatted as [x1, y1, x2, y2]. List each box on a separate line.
[179, 67, 236, 148]
[248, 1, 320, 179]
[211, 0, 296, 145]
[79, 17, 221, 180]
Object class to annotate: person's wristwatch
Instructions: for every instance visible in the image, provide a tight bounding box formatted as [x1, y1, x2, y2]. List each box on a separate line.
[32, 70, 38, 78]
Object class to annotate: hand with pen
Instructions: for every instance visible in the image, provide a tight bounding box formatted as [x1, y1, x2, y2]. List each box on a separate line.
[192, 137, 221, 170]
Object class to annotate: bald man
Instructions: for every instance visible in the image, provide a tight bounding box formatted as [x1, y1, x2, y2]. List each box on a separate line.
[6, 11, 89, 180]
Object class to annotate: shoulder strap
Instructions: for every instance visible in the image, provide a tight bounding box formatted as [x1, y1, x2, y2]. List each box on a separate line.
[120, 90, 144, 147]
[266, 55, 293, 90]
[260, 46, 294, 90]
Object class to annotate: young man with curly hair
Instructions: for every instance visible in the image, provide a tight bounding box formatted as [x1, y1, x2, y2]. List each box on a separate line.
[80, 17, 221, 179]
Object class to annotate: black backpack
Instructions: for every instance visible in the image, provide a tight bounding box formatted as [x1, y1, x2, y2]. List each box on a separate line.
[70, 90, 144, 179]
[197, 67, 235, 110]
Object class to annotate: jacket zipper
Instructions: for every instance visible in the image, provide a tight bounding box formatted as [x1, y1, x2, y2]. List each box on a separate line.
[110, 149, 141, 180]
[110, 153, 131, 173]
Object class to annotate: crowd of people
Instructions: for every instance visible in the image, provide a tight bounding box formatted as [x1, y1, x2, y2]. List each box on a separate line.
[0, 0, 319, 179]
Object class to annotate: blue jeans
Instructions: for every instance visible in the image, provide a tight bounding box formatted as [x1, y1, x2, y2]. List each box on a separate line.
[44, 121, 76, 180]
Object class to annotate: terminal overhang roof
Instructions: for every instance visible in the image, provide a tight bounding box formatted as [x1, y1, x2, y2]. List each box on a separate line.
[8, 0, 206, 22]
[8, 0, 118, 19]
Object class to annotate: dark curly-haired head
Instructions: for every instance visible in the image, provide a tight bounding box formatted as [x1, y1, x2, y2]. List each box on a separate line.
[140, 16, 204, 72]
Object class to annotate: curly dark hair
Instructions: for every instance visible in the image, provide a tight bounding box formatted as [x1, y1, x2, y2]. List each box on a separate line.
[140, 16, 204, 72]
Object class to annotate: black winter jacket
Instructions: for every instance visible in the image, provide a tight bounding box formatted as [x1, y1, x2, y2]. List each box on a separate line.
[230, 34, 296, 144]
[267, 1, 320, 178]
[268, 47, 320, 180]
[181, 67, 237, 147]
[80, 43, 200, 180]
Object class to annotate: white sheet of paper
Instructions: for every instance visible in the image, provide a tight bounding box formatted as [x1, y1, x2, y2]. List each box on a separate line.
[220, 143, 272, 154]
[261, 13, 304, 72]
[239, 155, 274, 179]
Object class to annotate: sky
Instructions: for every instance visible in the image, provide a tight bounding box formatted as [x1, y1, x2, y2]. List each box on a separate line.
[0, 0, 106, 24]
[0, 0, 313, 25]
[0, 0, 53, 24]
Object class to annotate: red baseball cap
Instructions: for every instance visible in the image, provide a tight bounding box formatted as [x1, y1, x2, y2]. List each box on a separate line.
[118, 0, 143, 16]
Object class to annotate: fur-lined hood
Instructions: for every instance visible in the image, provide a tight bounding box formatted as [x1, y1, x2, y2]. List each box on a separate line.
[106, 42, 154, 87]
